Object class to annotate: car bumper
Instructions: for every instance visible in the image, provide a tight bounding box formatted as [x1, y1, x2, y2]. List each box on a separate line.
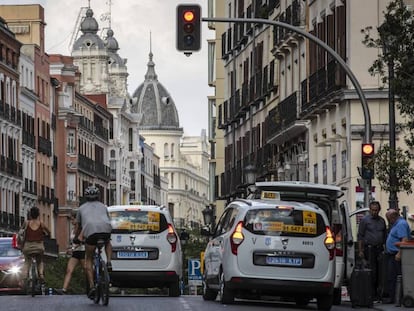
[226, 277, 334, 296]
[109, 270, 179, 288]
[0, 272, 23, 292]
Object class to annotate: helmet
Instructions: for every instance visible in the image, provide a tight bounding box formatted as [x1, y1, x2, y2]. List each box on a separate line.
[84, 186, 99, 200]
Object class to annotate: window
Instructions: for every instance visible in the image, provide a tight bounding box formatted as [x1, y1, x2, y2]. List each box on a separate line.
[332, 154, 337, 182]
[164, 143, 169, 158]
[322, 159, 327, 184]
[341, 150, 347, 178]
[67, 131, 75, 154]
[171, 143, 175, 158]
[314, 164, 318, 183]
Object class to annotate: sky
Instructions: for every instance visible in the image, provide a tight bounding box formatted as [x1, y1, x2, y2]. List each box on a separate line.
[0, 0, 213, 136]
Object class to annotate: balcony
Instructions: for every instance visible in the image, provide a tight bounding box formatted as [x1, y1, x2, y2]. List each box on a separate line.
[267, 92, 307, 145]
[300, 60, 347, 118]
[38, 136, 52, 156]
[95, 161, 111, 181]
[95, 123, 109, 141]
[78, 154, 95, 175]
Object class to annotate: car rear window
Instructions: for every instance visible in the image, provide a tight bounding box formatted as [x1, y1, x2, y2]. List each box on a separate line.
[244, 207, 326, 237]
[0, 240, 21, 257]
[109, 210, 168, 234]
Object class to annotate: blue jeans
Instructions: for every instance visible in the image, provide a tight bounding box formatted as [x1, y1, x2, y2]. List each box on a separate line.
[385, 253, 402, 301]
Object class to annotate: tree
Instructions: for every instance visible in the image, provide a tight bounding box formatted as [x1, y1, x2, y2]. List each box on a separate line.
[362, 0, 414, 145]
[361, 0, 414, 195]
[372, 145, 414, 195]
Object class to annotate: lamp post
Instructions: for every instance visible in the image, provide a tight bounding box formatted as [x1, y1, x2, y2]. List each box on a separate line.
[383, 39, 399, 210]
[244, 164, 257, 186]
[202, 205, 215, 229]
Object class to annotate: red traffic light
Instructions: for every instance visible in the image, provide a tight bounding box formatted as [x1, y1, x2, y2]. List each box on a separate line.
[183, 10, 195, 22]
[176, 4, 201, 52]
[362, 143, 374, 155]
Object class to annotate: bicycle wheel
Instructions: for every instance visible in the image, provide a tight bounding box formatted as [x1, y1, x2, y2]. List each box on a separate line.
[93, 262, 101, 304]
[30, 262, 37, 297]
[100, 262, 110, 306]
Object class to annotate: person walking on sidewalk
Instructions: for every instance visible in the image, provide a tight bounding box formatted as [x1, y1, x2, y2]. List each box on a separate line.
[382, 209, 411, 304]
[56, 210, 85, 295]
[357, 201, 387, 301]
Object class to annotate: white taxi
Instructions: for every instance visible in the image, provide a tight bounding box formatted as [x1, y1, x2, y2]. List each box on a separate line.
[107, 205, 182, 296]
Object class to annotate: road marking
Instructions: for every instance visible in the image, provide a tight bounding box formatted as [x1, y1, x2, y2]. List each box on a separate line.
[180, 297, 191, 310]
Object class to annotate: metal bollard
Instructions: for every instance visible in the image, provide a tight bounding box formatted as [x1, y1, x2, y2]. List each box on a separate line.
[48, 287, 53, 296]
[395, 274, 402, 306]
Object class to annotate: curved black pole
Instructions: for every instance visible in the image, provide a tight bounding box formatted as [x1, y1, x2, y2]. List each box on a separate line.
[203, 17, 373, 207]
[202, 17, 372, 143]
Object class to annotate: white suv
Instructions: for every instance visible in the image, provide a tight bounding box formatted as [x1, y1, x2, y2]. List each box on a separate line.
[107, 205, 182, 296]
[202, 182, 354, 311]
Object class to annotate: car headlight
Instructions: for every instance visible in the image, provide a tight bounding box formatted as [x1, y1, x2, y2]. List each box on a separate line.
[5, 265, 22, 275]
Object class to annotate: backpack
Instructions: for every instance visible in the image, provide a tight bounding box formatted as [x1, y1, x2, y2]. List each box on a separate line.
[17, 221, 28, 248]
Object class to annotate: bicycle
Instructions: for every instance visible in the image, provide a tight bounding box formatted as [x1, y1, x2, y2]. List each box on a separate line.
[92, 239, 110, 305]
[25, 254, 45, 297]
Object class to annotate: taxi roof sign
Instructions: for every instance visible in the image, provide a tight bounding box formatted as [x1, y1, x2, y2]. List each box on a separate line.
[261, 191, 280, 200]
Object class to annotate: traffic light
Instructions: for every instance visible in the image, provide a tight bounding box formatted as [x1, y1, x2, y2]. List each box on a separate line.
[176, 4, 201, 52]
[361, 143, 375, 179]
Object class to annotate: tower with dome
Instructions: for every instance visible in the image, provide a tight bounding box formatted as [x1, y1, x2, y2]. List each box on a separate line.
[131, 47, 209, 228]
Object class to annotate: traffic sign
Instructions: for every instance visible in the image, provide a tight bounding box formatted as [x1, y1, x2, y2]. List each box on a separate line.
[188, 258, 202, 285]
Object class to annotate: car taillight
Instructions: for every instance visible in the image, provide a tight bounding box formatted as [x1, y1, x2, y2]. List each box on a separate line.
[166, 224, 177, 252]
[324, 226, 335, 260]
[333, 223, 343, 257]
[12, 233, 18, 249]
[230, 221, 244, 255]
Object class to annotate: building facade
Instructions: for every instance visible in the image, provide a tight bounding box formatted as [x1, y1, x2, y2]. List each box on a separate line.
[210, 0, 414, 223]
[0, 16, 22, 236]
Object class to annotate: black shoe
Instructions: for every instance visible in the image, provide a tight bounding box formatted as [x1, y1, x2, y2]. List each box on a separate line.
[87, 287, 96, 299]
[382, 298, 394, 304]
[106, 261, 112, 272]
[55, 288, 67, 295]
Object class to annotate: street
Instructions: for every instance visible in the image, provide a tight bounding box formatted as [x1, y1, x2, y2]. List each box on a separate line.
[0, 294, 405, 311]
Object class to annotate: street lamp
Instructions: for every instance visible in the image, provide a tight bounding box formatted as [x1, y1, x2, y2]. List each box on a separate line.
[244, 164, 257, 185]
[202, 205, 215, 228]
[382, 36, 399, 210]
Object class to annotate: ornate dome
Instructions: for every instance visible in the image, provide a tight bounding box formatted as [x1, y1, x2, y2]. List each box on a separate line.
[131, 52, 181, 130]
[73, 7, 106, 51]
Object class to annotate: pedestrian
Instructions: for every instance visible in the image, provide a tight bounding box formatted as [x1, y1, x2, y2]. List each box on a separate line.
[357, 201, 387, 301]
[382, 209, 411, 304]
[55, 210, 85, 295]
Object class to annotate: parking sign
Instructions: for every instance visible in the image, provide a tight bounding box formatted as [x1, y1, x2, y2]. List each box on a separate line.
[188, 258, 202, 285]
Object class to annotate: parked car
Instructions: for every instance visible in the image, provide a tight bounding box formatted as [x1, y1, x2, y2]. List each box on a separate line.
[107, 205, 182, 296]
[0, 236, 24, 293]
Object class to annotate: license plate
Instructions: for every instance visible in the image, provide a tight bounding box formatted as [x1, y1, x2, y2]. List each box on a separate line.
[117, 251, 148, 259]
[266, 256, 302, 266]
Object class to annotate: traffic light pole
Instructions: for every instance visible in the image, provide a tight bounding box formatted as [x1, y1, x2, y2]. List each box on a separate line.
[203, 17, 373, 207]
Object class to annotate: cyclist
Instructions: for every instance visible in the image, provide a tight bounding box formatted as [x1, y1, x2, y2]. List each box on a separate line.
[76, 185, 112, 299]
[21, 206, 51, 284]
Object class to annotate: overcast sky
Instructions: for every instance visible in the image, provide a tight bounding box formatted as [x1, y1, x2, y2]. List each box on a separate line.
[0, 0, 213, 136]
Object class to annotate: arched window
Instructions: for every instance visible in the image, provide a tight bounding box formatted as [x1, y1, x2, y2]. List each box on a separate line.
[110, 150, 115, 158]
[171, 143, 175, 158]
[164, 143, 169, 158]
